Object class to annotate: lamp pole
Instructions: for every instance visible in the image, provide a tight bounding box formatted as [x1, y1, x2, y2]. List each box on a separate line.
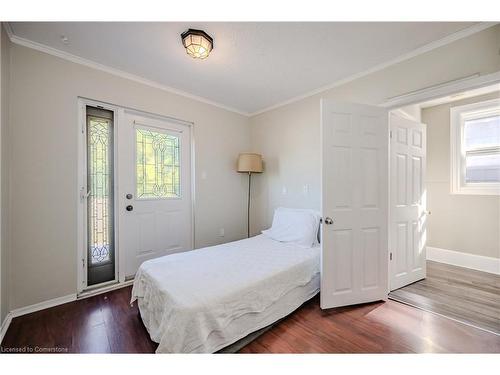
[247, 172, 252, 238]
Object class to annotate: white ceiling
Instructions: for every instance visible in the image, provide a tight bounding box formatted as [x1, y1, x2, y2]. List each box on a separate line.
[9, 22, 480, 114]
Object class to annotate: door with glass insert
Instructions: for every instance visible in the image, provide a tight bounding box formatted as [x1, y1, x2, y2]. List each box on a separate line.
[86, 106, 116, 286]
[118, 111, 193, 279]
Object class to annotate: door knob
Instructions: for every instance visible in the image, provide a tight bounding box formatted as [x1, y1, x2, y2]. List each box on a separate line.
[126, 205, 133, 212]
[324, 217, 334, 225]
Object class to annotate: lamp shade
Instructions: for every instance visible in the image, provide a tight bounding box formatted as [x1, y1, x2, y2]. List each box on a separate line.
[237, 153, 263, 173]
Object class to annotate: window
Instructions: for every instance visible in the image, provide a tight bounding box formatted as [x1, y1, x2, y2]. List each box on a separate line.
[136, 127, 181, 199]
[451, 98, 500, 195]
[86, 106, 116, 286]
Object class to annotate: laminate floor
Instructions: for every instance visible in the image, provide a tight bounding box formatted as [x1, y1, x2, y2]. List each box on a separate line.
[389, 261, 500, 335]
[2, 284, 499, 353]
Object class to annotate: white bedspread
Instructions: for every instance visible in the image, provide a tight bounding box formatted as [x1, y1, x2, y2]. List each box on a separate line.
[131, 234, 320, 353]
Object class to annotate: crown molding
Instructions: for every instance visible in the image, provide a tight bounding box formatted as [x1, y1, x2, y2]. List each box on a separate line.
[249, 22, 498, 117]
[4, 22, 497, 118]
[4, 24, 250, 117]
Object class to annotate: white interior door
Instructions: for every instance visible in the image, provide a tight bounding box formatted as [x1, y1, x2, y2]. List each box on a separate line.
[118, 110, 193, 279]
[320, 99, 389, 309]
[389, 112, 427, 291]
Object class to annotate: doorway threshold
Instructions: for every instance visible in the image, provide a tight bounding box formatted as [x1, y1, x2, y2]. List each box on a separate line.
[78, 279, 134, 300]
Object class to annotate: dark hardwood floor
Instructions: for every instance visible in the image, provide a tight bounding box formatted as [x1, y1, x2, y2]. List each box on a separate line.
[2, 285, 499, 353]
[389, 261, 500, 335]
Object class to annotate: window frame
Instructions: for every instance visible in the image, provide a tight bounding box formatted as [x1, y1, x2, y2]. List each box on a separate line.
[450, 98, 500, 195]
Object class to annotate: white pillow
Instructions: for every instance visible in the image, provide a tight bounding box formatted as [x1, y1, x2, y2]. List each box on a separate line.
[262, 207, 321, 248]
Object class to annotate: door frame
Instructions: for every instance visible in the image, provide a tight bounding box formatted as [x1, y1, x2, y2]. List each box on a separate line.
[76, 97, 196, 295]
[382, 71, 500, 292]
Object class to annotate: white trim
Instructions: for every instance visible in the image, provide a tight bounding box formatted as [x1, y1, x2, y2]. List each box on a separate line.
[382, 71, 500, 109]
[0, 312, 12, 344]
[390, 108, 420, 122]
[4, 22, 496, 118]
[427, 246, 500, 275]
[251, 22, 497, 116]
[450, 98, 500, 195]
[6, 29, 249, 117]
[10, 294, 77, 318]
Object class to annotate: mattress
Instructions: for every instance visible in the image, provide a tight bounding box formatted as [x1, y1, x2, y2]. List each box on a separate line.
[131, 234, 320, 353]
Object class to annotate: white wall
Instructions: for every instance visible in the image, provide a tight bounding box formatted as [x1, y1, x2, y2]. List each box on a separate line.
[1, 23, 11, 323]
[423, 91, 500, 259]
[249, 25, 500, 234]
[7, 42, 251, 310]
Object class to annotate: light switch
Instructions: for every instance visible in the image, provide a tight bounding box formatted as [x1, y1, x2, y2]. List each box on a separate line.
[201, 171, 207, 180]
[303, 184, 309, 195]
[282, 186, 288, 195]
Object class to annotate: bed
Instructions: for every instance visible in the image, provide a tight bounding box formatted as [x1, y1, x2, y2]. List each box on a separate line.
[131, 208, 321, 353]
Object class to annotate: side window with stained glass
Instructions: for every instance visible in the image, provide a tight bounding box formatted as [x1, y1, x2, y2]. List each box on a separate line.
[136, 127, 181, 199]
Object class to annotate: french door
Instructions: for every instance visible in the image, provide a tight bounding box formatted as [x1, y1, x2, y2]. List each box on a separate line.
[117, 111, 193, 280]
[320, 99, 389, 309]
[389, 112, 427, 291]
[78, 100, 193, 291]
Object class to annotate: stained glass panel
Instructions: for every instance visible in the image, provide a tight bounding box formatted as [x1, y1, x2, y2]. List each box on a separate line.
[136, 128, 180, 198]
[87, 115, 114, 265]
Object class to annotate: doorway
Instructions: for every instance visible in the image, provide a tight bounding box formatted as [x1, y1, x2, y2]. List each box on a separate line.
[388, 83, 500, 335]
[77, 99, 194, 293]
[320, 73, 500, 312]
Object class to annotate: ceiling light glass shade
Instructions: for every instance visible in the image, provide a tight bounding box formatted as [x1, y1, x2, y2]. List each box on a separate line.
[181, 29, 213, 59]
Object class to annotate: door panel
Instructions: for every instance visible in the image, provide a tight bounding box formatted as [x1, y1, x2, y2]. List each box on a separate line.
[390, 113, 427, 291]
[321, 100, 388, 309]
[118, 111, 193, 279]
[85, 106, 116, 286]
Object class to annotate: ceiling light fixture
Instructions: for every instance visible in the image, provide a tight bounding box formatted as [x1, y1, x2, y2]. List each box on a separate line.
[181, 29, 213, 60]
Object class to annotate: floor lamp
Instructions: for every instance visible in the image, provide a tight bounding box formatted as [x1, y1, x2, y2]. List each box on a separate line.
[237, 153, 263, 238]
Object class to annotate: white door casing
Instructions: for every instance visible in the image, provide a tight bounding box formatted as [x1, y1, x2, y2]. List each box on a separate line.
[118, 110, 193, 279]
[389, 113, 427, 291]
[320, 99, 389, 309]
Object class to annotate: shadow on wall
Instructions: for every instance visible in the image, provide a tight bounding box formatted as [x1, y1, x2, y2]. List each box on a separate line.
[250, 158, 276, 235]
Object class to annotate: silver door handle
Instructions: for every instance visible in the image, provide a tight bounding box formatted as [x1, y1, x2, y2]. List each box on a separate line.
[324, 217, 334, 225]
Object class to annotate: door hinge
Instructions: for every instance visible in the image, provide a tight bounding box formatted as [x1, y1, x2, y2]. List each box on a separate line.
[390, 252, 393, 261]
[82, 257, 86, 269]
[389, 130, 393, 138]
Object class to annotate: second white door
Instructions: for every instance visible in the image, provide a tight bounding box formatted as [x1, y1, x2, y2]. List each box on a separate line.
[118, 110, 193, 279]
[389, 112, 427, 291]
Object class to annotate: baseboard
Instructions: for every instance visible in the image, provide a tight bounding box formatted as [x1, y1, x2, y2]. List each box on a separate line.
[0, 312, 13, 344]
[1, 294, 76, 344]
[10, 293, 77, 319]
[427, 246, 500, 275]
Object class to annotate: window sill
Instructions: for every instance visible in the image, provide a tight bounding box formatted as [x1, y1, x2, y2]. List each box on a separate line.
[451, 185, 500, 196]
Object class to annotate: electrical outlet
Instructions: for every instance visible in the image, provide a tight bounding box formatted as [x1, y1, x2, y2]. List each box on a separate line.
[219, 228, 225, 237]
